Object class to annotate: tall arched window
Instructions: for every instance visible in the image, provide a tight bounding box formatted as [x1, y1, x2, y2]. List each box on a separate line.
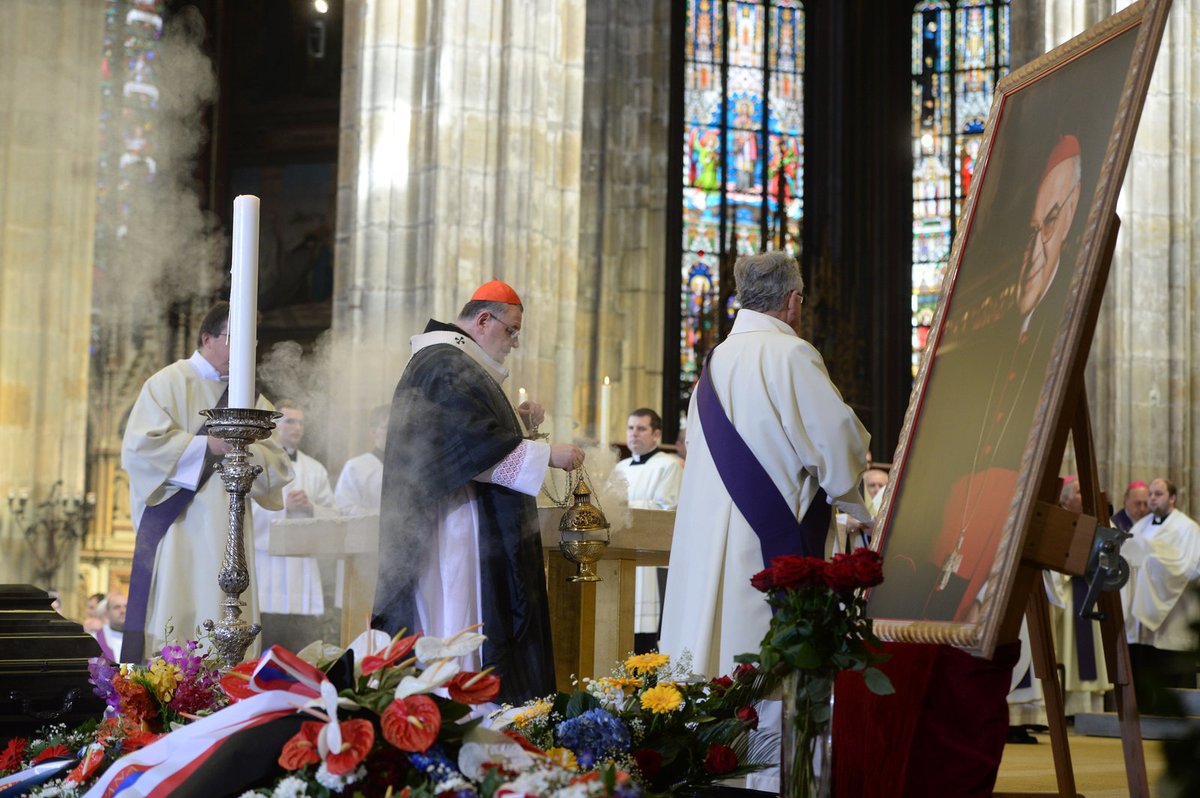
[911, 0, 1010, 373]
[677, 0, 804, 424]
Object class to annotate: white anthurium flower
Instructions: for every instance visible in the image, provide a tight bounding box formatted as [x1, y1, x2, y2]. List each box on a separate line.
[415, 631, 486, 661]
[295, 639, 346, 667]
[458, 726, 537, 781]
[393, 657, 461, 699]
[316, 680, 343, 756]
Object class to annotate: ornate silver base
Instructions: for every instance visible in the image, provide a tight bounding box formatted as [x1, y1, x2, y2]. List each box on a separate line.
[200, 406, 279, 669]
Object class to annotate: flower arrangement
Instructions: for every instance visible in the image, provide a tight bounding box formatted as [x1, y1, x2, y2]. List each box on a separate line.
[0, 717, 159, 797]
[740, 547, 893, 797]
[88, 639, 228, 731]
[504, 652, 769, 794]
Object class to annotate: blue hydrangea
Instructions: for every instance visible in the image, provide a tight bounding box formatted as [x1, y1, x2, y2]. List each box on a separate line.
[554, 708, 632, 767]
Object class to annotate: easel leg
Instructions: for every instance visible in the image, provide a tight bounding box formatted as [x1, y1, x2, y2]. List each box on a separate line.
[1025, 587, 1078, 798]
[1072, 387, 1149, 797]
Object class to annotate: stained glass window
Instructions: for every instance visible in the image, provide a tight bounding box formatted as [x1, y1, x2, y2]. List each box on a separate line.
[679, 0, 804, 420]
[911, 0, 1009, 373]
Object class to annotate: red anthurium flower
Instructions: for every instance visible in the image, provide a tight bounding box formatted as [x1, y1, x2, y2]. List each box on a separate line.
[31, 744, 73, 764]
[219, 660, 260, 701]
[446, 671, 501, 704]
[0, 737, 27, 772]
[323, 719, 375, 776]
[361, 633, 420, 676]
[121, 731, 162, 754]
[381, 694, 441, 752]
[278, 721, 323, 770]
[66, 746, 106, 784]
[500, 729, 545, 756]
[704, 743, 738, 774]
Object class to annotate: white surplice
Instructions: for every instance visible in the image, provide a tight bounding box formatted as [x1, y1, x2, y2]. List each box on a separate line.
[1121, 509, 1200, 652]
[253, 448, 339, 615]
[121, 353, 292, 656]
[659, 309, 871, 679]
[334, 451, 383, 516]
[613, 451, 685, 634]
[405, 329, 550, 671]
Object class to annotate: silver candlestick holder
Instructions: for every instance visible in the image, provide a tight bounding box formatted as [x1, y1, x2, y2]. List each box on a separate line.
[199, 406, 279, 669]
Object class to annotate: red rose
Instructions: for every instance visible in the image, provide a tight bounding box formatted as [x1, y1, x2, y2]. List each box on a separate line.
[771, 555, 827, 590]
[381, 695, 441, 752]
[849, 548, 884, 587]
[750, 567, 775, 592]
[324, 718, 375, 776]
[278, 721, 323, 770]
[0, 737, 27, 772]
[733, 663, 756, 682]
[736, 705, 759, 730]
[710, 675, 734, 693]
[633, 748, 663, 779]
[31, 744, 73, 764]
[447, 671, 501, 704]
[704, 743, 738, 774]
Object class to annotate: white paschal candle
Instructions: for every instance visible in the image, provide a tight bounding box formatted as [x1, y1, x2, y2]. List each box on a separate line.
[228, 195, 261, 408]
[600, 376, 611, 449]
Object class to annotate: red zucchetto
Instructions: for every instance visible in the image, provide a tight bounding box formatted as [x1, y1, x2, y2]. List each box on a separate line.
[1040, 134, 1081, 182]
[470, 280, 522, 306]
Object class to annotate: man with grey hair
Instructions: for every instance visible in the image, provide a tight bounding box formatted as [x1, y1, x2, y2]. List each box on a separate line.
[660, 251, 871, 789]
[372, 280, 584, 705]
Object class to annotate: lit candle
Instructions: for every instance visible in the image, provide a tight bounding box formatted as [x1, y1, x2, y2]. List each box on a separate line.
[518, 387, 528, 407]
[228, 195, 261, 408]
[600, 376, 611, 450]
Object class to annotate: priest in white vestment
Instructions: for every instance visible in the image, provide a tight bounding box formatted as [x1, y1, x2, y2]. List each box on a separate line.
[121, 302, 293, 662]
[253, 400, 340, 653]
[333, 404, 389, 517]
[1121, 477, 1200, 704]
[660, 253, 871, 793]
[611, 408, 684, 640]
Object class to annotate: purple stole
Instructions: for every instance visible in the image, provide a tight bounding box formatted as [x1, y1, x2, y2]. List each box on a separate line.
[122, 388, 228, 663]
[695, 357, 831, 563]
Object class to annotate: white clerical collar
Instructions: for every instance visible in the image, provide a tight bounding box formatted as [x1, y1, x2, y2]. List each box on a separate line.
[730, 308, 798, 338]
[103, 623, 124, 644]
[188, 350, 227, 382]
[410, 329, 510, 384]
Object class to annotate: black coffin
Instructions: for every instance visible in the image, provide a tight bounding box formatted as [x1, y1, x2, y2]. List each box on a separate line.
[0, 585, 106, 738]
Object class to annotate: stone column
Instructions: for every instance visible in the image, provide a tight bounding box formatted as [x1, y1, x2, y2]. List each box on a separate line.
[0, 0, 102, 603]
[575, 0, 673, 446]
[333, 0, 586, 455]
[1088, 0, 1200, 510]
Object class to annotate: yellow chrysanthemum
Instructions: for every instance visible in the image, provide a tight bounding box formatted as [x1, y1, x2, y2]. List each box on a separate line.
[145, 660, 182, 702]
[624, 652, 669, 675]
[640, 683, 683, 714]
[546, 747, 578, 770]
[513, 699, 553, 729]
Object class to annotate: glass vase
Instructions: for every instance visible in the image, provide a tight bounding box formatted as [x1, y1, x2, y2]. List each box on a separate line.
[780, 671, 834, 798]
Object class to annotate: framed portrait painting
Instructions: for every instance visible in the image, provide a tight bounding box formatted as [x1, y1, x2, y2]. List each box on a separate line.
[867, 0, 1172, 658]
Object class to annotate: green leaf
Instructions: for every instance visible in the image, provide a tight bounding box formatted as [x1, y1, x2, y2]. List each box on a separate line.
[790, 641, 820, 670]
[863, 666, 895, 695]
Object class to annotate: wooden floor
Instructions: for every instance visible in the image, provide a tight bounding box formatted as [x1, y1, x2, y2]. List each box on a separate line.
[994, 730, 1167, 797]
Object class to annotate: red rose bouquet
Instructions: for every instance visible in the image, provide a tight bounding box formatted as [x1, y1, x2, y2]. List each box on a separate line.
[741, 548, 894, 797]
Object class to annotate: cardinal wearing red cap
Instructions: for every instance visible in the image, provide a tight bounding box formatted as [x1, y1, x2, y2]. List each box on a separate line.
[873, 133, 1087, 624]
[371, 279, 584, 704]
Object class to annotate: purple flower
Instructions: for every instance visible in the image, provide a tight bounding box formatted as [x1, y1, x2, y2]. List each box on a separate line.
[88, 657, 120, 713]
[555, 709, 631, 767]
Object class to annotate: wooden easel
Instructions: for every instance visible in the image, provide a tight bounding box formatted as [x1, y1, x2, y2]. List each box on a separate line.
[993, 217, 1148, 798]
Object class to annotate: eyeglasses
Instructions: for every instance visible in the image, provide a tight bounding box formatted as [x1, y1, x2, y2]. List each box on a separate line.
[492, 315, 521, 341]
[1026, 180, 1080, 254]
